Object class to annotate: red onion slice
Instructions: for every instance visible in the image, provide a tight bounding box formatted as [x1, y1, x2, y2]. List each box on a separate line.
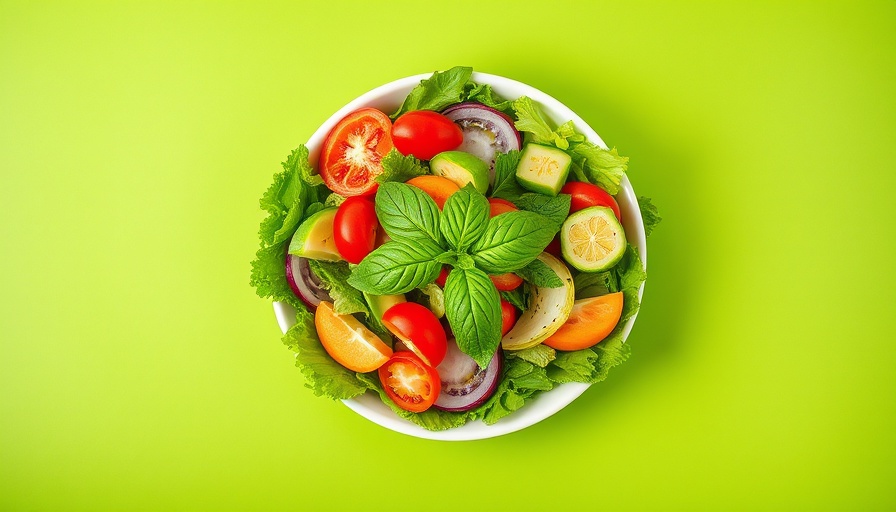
[285, 254, 333, 309]
[441, 102, 522, 185]
[433, 339, 502, 412]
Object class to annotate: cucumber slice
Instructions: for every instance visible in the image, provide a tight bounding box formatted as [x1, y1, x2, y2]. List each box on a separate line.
[430, 151, 490, 194]
[514, 143, 572, 196]
[560, 206, 626, 272]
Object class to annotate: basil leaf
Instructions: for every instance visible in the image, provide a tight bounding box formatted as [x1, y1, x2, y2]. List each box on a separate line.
[444, 267, 502, 368]
[515, 258, 564, 288]
[513, 193, 571, 228]
[376, 148, 429, 184]
[440, 184, 489, 252]
[374, 182, 443, 246]
[489, 150, 525, 201]
[471, 211, 558, 273]
[501, 287, 529, 311]
[347, 241, 442, 295]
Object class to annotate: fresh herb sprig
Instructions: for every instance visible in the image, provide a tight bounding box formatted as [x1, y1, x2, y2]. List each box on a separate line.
[347, 182, 561, 367]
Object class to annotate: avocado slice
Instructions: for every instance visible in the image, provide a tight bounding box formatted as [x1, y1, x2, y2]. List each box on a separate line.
[501, 252, 575, 351]
[288, 207, 342, 261]
[430, 151, 490, 194]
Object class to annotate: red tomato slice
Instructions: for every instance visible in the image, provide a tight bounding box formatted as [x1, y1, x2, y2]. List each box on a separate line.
[435, 266, 450, 288]
[320, 108, 394, 197]
[561, 181, 621, 222]
[392, 110, 463, 161]
[382, 302, 448, 367]
[334, 196, 379, 264]
[378, 352, 441, 413]
[490, 272, 523, 292]
[500, 299, 518, 337]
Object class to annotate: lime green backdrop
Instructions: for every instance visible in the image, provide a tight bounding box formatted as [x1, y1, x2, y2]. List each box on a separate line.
[2, 1, 894, 510]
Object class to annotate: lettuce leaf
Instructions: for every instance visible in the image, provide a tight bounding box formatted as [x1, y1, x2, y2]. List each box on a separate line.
[284, 307, 367, 399]
[639, 196, 662, 237]
[307, 260, 368, 316]
[391, 66, 474, 119]
[375, 148, 429, 184]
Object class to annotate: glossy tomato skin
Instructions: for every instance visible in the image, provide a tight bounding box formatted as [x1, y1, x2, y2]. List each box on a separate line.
[320, 108, 393, 197]
[334, 196, 379, 264]
[392, 110, 463, 161]
[488, 198, 518, 217]
[382, 302, 448, 367]
[561, 181, 621, 221]
[490, 272, 523, 292]
[378, 351, 441, 413]
[435, 266, 450, 288]
[500, 299, 518, 337]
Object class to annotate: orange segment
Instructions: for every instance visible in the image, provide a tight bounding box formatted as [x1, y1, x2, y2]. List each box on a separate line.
[314, 301, 392, 372]
[543, 292, 624, 351]
[406, 175, 460, 210]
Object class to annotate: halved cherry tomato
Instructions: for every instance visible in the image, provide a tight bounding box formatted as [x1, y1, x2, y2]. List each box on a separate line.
[490, 272, 523, 292]
[392, 110, 463, 160]
[406, 175, 460, 210]
[378, 351, 441, 413]
[561, 181, 621, 222]
[488, 198, 518, 217]
[500, 299, 518, 337]
[435, 266, 450, 288]
[334, 196, 379, 264]
[382, 302, 448, 367]
[320, 108, 393, 197]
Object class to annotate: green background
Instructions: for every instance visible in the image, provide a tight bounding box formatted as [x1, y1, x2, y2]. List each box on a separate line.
[2, 1, 894, 510]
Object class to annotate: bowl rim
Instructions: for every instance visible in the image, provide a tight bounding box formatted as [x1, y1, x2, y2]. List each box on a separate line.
[273, 71, 647, 441]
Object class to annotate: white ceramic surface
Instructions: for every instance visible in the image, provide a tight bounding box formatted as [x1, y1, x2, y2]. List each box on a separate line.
[273, 72, 647, 441]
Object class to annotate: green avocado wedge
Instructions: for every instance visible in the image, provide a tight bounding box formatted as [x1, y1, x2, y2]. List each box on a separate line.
[430, 151, 490, 194]
[287, 207, 343, 261]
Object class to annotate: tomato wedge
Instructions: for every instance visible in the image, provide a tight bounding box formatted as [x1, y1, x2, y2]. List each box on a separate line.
[320, 108, 394, 197]
[378, 352, 441, 413]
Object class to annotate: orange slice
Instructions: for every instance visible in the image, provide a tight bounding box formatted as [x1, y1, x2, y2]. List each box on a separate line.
[406, 175, 460, 210]
[314, 301, 392, 372]
[543, 292, 624, 351]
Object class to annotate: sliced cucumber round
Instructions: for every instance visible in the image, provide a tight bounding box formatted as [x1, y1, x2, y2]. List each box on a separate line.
[560, 206, 626, 272]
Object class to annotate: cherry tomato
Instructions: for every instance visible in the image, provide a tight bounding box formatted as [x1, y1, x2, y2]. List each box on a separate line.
[382, 302, 448, 367]
[488, 198, 518, 217]
[333, 196, 379, 264]
[500, 299, 518, 337]
[320, 108, 393, 197]
[392, 110, 463, 160]
[561, 181, 621, 222]
[490, 272, 523, 292]
[435, 266, 450, 288]
[378, 351, 441, 413]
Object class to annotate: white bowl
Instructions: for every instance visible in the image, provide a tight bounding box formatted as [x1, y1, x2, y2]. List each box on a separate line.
[273, 72, 647, 441]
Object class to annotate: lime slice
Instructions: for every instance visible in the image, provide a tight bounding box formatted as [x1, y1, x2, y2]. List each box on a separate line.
[560, 206, 626, 272]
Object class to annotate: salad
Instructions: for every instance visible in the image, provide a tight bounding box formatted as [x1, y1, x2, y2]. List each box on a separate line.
[250, 67, 661, 431]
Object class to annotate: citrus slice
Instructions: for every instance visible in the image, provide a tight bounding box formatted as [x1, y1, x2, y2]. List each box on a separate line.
[560, 206, 626, 272]
[314, 301, 392, 372]
[543, 292, 624, 351]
